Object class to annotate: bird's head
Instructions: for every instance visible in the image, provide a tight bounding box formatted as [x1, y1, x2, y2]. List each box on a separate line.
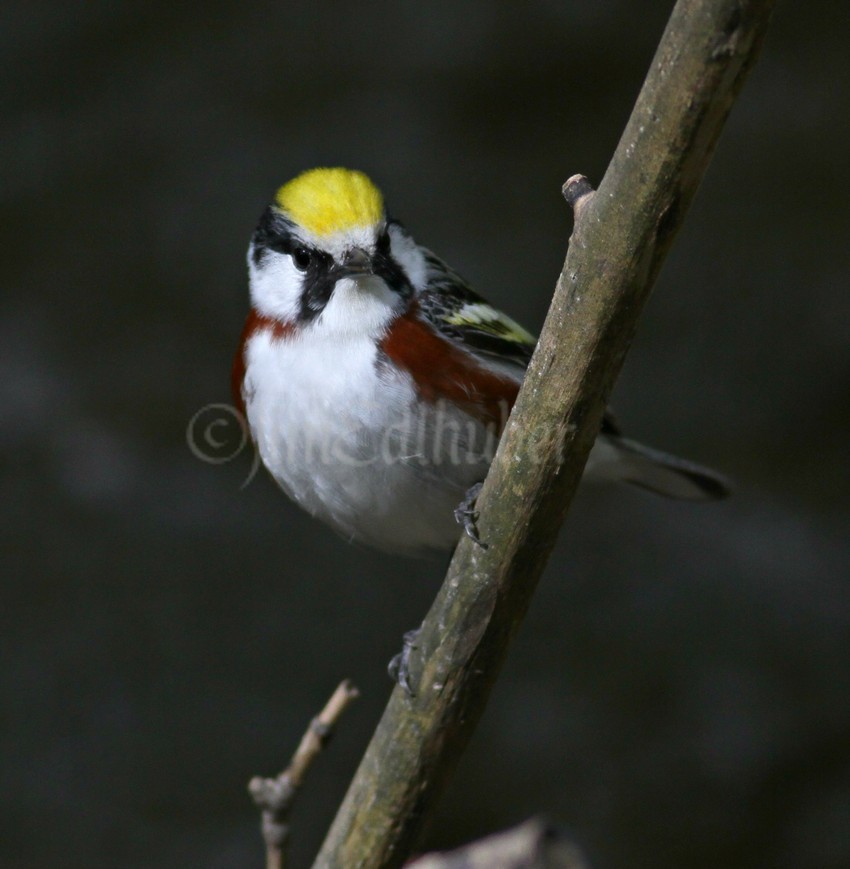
[248, 167, 426, 336]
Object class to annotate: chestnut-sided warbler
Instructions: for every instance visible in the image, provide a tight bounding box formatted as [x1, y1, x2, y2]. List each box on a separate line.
[233, 167, 727, 556]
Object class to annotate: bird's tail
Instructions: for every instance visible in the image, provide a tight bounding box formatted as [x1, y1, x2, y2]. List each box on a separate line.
[602, 436, 731, 501]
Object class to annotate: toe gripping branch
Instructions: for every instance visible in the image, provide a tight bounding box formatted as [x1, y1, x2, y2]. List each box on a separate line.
[454, 482, 488, 549]
[388, 628, 421, 696]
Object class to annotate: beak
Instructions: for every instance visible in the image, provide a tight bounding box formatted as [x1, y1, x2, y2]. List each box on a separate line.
[337, 247, 373, 278]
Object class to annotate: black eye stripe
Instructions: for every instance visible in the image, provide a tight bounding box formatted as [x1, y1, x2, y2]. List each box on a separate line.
[252, 208, 313, 257]
[253, 207, 285, 246]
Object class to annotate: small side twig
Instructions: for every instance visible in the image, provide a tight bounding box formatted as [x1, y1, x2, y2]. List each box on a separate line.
[561, 174, 596, 216]
[248, 679, 359, 869]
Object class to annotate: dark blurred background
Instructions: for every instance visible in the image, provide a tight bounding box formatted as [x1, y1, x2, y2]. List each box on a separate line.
[3, 2, 849, 867]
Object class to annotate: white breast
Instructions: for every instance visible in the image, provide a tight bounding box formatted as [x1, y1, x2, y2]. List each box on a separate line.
[244, 327, 491, 555]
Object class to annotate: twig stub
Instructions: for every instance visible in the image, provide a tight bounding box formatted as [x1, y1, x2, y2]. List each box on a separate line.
[561, 174, 595, 211]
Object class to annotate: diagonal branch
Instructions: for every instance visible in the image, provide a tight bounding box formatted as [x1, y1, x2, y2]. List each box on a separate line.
[314, 1, 775, 866]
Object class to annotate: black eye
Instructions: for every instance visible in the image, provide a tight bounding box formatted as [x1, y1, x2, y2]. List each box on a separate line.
[376, 231, 391, 255]
[292, 247, 312, 271]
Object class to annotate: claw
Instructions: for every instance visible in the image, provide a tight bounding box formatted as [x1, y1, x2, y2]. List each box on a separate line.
[388, 628, 421, 696]
[454, 482, 488, 549]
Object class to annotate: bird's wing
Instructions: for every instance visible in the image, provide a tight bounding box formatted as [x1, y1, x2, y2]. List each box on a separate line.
[415, 249, 536, 369]
[414, 248, 621, 436]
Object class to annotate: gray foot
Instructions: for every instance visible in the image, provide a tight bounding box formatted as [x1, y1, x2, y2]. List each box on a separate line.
[453, 482, 488, 549]
[388, 628, 421, 696]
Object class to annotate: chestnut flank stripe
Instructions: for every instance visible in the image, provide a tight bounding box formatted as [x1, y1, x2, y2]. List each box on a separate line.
[380, 310, 519, 431]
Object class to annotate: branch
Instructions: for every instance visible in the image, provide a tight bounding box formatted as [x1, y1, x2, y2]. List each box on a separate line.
[249, 680, 359, 869]
[315, 1, 775, 866]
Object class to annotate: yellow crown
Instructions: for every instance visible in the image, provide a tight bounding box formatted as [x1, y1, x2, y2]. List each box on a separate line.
[275, 168, 384, 238]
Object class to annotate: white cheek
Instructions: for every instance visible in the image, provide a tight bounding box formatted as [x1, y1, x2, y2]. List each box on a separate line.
[247, 246, 302, 321]
[389, 228, 427, 290]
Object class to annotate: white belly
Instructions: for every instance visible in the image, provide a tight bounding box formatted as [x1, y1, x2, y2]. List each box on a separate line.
[244, 330, 491, 554]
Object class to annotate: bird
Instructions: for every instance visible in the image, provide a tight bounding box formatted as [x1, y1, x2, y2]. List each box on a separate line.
[232, 167, 728, 557]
